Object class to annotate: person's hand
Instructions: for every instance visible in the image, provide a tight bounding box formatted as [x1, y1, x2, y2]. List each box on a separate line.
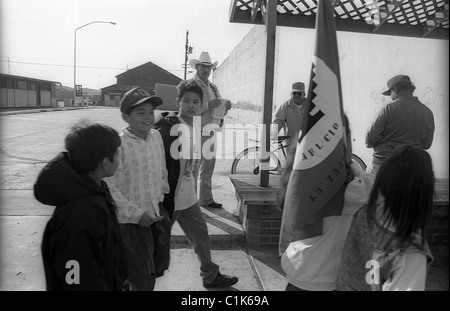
[208, 99, 222, 110]
[350, 160, 364, 176]
[137, 211, 163, 227]
[122, 278, 134, 291]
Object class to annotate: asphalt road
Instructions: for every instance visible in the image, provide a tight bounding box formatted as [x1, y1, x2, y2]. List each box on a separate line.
[0, 107, 254, 191]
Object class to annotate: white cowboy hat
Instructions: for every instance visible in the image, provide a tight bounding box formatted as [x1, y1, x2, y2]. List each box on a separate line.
[189, 51, 218, 70]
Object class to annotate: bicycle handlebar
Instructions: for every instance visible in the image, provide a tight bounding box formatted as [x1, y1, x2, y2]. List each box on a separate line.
[250, 135, 290, 145]
[273, 135, 290, 144]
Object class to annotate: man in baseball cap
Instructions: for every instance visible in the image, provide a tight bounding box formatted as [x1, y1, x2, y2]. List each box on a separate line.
[120, 87, 163, 114]
[272, 81, 307, 148]
[291, 82, 305, 93]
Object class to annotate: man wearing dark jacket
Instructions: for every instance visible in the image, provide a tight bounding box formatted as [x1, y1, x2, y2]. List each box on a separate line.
[365, 75, 435, 174]
[34, 120, 128, 291]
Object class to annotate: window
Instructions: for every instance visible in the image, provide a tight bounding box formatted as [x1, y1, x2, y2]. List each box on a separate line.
[39, 83, 51, 91]
[30, 82, 36, 90]
[6, 79, 13, 88]
[17, 81, 27, 90]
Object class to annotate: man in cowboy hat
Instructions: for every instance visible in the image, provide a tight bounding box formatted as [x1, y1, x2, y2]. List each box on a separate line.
[272, 82, 307, 148]
[365, 74, 434, 174]
[188, 51, 232, 209]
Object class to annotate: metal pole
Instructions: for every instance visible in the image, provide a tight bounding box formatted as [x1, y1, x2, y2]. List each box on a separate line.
[259, 0, 277, 187]
[74, 21, 116, 106]
[184, 30, 189, 80]
[73, 30, 77, 106]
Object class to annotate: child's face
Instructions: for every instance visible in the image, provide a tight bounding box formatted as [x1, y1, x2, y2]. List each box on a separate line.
[122, 102, 155, 138]
[104, 149, 120, 178]
[178, 91, 202, 120]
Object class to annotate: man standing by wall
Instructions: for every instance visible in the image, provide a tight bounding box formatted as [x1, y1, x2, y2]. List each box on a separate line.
[272, 82, 307, 148]
[189, 51, 232, 209]
[365, 74, 435, 174]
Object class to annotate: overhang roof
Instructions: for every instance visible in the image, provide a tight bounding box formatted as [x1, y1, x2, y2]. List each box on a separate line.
[229, 0, 449, 40]
[0, 73, 60, 85]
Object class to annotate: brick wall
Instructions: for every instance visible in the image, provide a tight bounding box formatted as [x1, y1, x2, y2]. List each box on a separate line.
[238, 201, 449, 250]
[427, 203, 449, 245]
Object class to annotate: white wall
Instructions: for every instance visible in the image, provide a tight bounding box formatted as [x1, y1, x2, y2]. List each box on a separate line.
[215, 25, 449, 178]
[214, 26, 266, 115]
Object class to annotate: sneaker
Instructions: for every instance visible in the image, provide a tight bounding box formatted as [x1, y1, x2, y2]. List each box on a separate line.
[203, 273, 238, 288]
[204, 202, 223, 209]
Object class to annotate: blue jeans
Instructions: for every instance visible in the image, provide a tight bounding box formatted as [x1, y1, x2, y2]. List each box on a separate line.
[171, 202, 219, 283]
[193, 134, 217, 206]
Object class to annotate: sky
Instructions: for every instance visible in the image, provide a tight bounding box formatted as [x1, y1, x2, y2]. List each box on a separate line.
[0, 0, 254, 90]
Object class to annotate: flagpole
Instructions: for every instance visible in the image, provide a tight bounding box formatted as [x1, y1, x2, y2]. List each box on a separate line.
[279, 0, 348, 255]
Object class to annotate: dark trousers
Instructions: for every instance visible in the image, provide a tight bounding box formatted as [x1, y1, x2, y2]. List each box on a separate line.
[120, 204, 171, 291]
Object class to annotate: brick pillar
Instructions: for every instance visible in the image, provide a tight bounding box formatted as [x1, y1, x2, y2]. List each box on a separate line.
[236, 195, 283, 250]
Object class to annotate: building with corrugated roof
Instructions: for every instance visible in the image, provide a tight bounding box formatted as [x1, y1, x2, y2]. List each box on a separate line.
[100, 61, 182, 107]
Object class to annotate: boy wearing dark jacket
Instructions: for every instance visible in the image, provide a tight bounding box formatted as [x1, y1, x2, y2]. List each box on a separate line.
[155, 80, 238, 288]
[34, 120, 128, 291]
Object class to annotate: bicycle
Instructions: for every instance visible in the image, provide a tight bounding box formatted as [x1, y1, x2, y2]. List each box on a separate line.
[230, 135, 367, 175]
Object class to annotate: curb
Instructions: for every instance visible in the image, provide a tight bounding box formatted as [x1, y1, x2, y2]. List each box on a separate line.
[246, 252, 266, 291]
[0, 107, 92, 116]
[170, 233, 246, 250]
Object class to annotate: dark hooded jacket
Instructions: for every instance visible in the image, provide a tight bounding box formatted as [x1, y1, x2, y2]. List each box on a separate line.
[154, 112, 181, 218]
[34, 152, 127, 291]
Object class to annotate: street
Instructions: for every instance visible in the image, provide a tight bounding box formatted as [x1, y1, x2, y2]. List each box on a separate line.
[0, 107, 252, 191]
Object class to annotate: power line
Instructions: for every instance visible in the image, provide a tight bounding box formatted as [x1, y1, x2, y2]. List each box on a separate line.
[0, 59, 126, 70]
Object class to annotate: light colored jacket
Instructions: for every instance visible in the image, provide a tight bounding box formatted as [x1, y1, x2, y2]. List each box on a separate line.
[281, 163, 375, 290]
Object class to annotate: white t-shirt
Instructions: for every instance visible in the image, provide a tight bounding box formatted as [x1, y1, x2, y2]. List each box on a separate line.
[173, 116, 201, 211]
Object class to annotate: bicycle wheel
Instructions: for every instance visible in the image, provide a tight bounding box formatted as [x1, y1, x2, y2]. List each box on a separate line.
[231, 146, 282, 175]
[351, 153, 367, 171]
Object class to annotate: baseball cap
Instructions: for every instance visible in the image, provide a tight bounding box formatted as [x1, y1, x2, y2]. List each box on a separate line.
[120, 87, 163, 113]
[382, 75, 412, 96]
[292, 82, 305, 92]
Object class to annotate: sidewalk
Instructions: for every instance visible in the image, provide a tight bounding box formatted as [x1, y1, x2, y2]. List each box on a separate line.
[0, 187, 287, 291]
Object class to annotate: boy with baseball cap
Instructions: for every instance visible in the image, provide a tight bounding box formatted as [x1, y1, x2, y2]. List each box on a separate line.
[105, 87, 171, 290]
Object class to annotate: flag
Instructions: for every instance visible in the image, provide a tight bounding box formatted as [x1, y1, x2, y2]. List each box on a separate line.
[279, 0, 352, 255]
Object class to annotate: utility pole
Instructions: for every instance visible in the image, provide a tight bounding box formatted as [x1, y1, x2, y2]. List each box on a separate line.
[184, 30, 189, 80]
